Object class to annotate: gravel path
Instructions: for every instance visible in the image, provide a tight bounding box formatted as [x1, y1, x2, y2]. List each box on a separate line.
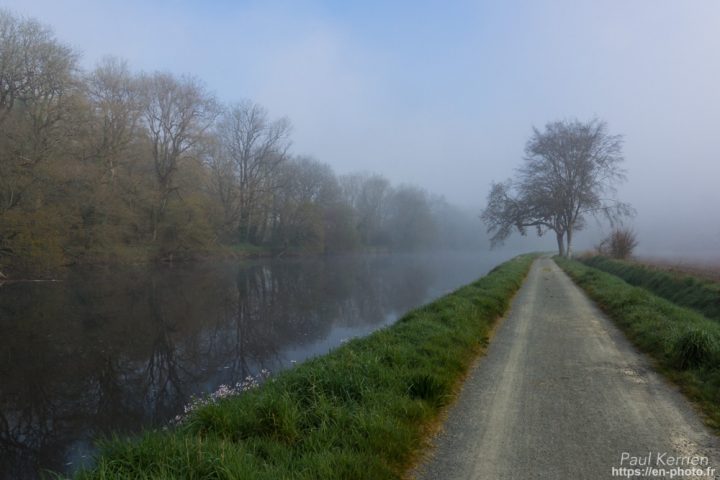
[413, 257, 720, 480]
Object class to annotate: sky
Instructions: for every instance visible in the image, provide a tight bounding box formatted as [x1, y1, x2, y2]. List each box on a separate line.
[4, 0, 720, 256]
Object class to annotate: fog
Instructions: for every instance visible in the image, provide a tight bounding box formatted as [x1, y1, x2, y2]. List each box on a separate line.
[6, 0, 720, 257]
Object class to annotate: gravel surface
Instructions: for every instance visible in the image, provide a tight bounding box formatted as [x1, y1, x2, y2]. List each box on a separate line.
[413, 257, 720, 480]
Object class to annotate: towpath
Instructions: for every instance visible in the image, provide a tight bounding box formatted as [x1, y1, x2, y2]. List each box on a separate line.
[413, 257, 720, 479]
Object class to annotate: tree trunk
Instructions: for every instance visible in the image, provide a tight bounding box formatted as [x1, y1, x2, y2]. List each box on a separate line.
[556, 231, 565, 257]
[152, 207, 158, 242]
[238, 204, 252, 244]
[566, 226, 573, 258]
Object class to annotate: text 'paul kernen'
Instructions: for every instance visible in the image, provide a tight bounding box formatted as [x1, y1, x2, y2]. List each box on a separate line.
[611, 452, 715, 479]
[620, 452, 709, 467]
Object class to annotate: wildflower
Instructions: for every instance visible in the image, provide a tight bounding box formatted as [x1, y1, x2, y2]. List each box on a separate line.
[169, 369, 271, 426]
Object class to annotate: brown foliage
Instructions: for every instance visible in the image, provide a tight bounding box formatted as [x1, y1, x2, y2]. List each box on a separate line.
[597, 228, 639, 259]
[0, 9, 475, 274]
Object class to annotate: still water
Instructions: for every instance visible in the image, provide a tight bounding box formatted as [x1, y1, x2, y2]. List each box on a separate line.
[0, 251, 510, 478]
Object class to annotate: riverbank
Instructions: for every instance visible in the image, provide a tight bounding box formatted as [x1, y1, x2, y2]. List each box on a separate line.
[0, 243, 398, 282]
[556, 257, 720, 430]
[71, 253, 536, 479]
[0, 243, 270, 280]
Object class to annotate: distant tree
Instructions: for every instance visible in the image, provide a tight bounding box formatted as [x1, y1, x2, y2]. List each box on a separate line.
[139, 72, 218, 242]
[322, 201, 359, 252]
[270, 157, 345, 252]
[0, 9, 78, 213]
[86, 57, 143, 184]
[481, 118, 633, 257]
[209, 101, 291, 243]
[0, 10, 78, 127]
[385, 185, 437, 250]
[428, 195, 484, 250]
[0, 8, 488, 273]
[0, 9, 80, 268]
[339, 172, 391, 246]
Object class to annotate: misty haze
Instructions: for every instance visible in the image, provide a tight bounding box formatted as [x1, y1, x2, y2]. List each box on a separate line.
[1, 2, 719, 479]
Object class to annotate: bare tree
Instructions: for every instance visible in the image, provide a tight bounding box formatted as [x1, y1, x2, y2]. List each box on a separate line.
[0, 9, 78, 213]
[339, 172, 391, 246]
[0, 8, 486, 272]
[481, 118, 633, 257]
[270, 157, 339, 251]
[209, 101, 291, 243]
[0, 10, 77, 126]
[86, 57, 143, 184]
[385, 185, 437, 250]
[139, 72, 218, 242]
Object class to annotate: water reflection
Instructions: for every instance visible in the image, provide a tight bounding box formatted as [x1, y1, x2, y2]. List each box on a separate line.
[0, 251, 504, 478]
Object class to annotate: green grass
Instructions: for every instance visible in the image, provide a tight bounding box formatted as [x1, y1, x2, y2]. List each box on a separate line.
[72, 254, 538, 480]
[555, 257, 720, 430]
[579, 255, 720, 322]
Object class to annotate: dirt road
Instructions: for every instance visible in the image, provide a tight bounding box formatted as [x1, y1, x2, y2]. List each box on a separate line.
[414, 257, 720, 479]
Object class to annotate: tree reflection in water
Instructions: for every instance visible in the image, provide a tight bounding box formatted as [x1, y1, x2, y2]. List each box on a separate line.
[0, 251, 498, 479]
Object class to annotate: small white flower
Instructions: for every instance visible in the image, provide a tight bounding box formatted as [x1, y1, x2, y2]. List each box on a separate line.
[169, 370, 272, 426]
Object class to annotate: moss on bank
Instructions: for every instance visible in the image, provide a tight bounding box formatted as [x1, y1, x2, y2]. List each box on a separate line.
[72, 254, 537, 480]
[556, 257, 720, 430]
[579, 255, 720, 322]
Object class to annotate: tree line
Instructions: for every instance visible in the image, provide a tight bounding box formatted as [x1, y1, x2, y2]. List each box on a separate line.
[0, 10, 480, 273]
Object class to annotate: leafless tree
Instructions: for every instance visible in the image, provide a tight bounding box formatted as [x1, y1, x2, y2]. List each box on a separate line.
[481, 118, 633, 257]
[385, 185, 437, 250]
[0, 10, 77, 126]
[270, 157, 339, 251]
[86, 57, 143, 184]
[339, 172, 390, 246]
[0, 9, 78, 213]
[0, 8, 487, 272]
[139, 72, 218, 242]
[209, 100, 291, 243]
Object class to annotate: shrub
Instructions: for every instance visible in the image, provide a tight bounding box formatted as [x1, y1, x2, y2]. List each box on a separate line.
[597, 228, 638, 259]
[672, 328, 719, 369]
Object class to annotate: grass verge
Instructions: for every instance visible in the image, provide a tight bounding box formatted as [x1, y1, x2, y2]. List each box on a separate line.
[72, 254, 537, 480]
[555, 257, 720, 430]
[579, 255, 720, 322]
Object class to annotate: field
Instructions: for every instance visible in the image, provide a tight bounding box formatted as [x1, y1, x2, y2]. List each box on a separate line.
[636, 256, 720, 283]
[579, 255, 720, 321]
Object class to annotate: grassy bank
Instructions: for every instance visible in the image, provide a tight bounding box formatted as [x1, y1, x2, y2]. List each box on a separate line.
[555, 257, 720, 429]
[72, 254, 537, 480]
[579, 255, 720, 321]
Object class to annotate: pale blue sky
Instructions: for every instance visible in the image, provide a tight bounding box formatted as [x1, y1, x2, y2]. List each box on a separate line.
[4, 0, 720, 254]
